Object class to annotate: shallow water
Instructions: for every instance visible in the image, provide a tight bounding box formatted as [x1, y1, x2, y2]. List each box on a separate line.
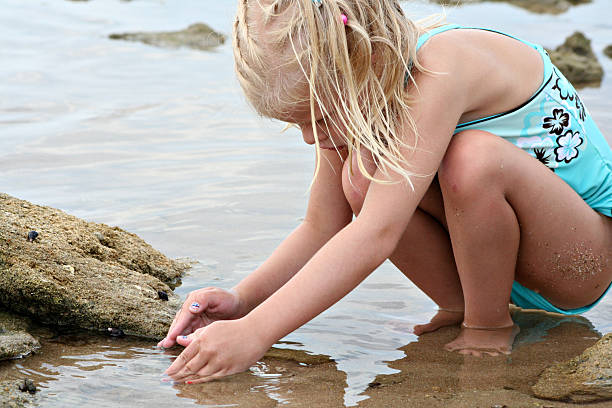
[1, 0, 611, 406]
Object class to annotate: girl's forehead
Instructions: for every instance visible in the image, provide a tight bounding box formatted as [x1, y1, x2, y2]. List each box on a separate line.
[276, 100, 324, 125]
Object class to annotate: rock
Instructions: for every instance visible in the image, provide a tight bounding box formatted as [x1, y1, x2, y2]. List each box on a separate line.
[604, 45, 612, 59]
[17, 380, 36, 395]
[0, 193, 189, 339]
[433, 0, 591, 14]
[0, 332, 39, 361]
[0, 380, 38, 407]
[109, 23, 225, 51]
[548, 32, 604, 86]
[0, 311, 40, 361]
[532, 332, 612, 402]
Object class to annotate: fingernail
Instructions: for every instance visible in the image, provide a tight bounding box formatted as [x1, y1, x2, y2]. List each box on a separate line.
[190, 302, 200, 310]
[186, 381, 193, 384]
[181, 335, 188, 339]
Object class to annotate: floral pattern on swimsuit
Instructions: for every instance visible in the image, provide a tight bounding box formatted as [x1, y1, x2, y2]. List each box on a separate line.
[515, 67, 588, 171]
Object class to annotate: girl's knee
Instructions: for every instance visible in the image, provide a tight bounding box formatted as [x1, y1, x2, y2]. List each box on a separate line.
[439, 130, 505, 199]
[342, 149, 377, 216]
[342, 171, 369, 215]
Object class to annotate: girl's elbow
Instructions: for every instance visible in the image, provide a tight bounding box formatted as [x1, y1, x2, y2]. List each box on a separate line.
[354, 219, 403, 260]
[376, 227, 403, 258]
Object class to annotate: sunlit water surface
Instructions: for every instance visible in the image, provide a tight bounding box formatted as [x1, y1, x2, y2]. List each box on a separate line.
[1, 0, 611, 406]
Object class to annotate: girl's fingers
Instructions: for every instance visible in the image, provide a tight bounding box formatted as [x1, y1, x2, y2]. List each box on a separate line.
[159, 309, 185, 348]
[162, 297, 209, 348]
[165, 341, 199, 376]
[189, 301, 203, 313]
[176, 333, 195, 347]
[184, 372, 223, 385]
[171, 352, 211, 382]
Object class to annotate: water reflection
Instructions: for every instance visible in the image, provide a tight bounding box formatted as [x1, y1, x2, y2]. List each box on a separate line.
[360, 309, 601, 406]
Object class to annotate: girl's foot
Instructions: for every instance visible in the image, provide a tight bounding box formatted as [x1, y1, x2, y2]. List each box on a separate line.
[413, 308, 464, 335]
[444, 323, 520, 356]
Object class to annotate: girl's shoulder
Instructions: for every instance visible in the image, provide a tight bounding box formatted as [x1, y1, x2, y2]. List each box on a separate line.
[414, 27, 544, 124]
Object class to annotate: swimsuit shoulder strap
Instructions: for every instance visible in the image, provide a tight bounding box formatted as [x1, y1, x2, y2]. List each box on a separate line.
[417, 24, 542, 53]
[416, 23, 462, 50]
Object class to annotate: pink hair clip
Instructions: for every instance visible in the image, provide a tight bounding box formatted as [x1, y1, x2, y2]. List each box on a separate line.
[340, 13, 348, 25]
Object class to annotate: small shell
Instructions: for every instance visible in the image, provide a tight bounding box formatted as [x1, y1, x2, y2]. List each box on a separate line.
[27, 230, 39, 242]
[157, 290, 169, 301]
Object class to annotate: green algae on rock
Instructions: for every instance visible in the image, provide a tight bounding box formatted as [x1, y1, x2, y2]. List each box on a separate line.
[0, 193, 189, 339]
[532, 332, 612, 403]
[109, 23, 225, 51]
[433, 0, 591, 14]
[548, 32, 604, 87]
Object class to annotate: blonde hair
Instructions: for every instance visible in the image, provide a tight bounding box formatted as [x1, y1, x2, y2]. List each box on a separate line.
[233, 0, 443, 187]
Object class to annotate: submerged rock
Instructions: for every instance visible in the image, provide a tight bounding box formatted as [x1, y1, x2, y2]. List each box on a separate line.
[0, 193, 189, 339]
[548, 32, 604, 86]
[109, 23, 225, 51]
[532, 332, 612, 402]
[0, 311, 40, 361]
[433, 0, 591, 14]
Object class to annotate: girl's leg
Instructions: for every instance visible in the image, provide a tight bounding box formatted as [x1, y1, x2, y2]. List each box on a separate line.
[438, 130, 612, 355]
[343, 151, 465, 334]
[389, 180, 465, 335]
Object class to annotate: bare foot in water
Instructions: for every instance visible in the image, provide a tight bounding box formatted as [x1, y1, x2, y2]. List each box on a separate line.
[413, 309, 464, 335]
[444, 323, 520, 356]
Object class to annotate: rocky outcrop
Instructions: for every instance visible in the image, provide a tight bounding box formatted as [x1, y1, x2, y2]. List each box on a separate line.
[533, 333, 612, 402]
[0, 193, 189, 339]
[0, 312, 40, 361]
[604, 45, 612, 59]
[434, 0, 591, 14]
[548, 31, 604, 86]
[109, 23, 225, 51]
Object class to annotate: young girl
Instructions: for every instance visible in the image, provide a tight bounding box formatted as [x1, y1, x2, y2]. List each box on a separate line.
[160, 0, 612, 383]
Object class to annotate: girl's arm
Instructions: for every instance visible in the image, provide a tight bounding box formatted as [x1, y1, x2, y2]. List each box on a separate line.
[232, 147, 353, 316]
[246, 43, 469, 345]
[165, 39, 468, 382]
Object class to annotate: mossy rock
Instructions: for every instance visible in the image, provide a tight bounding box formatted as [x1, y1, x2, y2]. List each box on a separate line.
[0, 193, 190, 339]
[548, 32, 604, 86]
[533, 333, 612, 402]
[109, 23, 225, 51]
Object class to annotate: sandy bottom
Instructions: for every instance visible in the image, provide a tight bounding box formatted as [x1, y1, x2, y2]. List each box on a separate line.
[1, 308, 610, 407]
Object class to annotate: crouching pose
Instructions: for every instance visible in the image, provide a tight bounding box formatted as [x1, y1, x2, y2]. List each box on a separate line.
[160, 0, 612, 383]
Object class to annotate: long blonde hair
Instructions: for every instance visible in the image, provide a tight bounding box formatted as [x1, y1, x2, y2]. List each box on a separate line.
[233, 0, 442, 188]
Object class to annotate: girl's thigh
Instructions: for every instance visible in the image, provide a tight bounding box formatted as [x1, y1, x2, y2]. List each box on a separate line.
[443, 130, 612, 310]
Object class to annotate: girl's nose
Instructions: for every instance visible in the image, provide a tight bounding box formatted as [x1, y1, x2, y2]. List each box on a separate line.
[302, 127, 315, 145]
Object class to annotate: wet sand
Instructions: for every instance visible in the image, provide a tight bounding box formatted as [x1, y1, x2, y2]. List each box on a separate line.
[2, 308, 610, 407]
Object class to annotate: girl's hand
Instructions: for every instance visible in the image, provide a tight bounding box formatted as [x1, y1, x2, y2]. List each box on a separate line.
[157, 287, 243, 349]
[164, 318, 269, 384]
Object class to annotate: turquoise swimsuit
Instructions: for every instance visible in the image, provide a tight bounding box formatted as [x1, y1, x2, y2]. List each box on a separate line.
[418, 24, 612, 315]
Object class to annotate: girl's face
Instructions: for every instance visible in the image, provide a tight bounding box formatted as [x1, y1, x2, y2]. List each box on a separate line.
[285, 102, 348, 151]
[300, 118, 347, 151]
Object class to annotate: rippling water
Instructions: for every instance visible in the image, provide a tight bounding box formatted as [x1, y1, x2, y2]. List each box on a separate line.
[1, 0, 611, 406]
